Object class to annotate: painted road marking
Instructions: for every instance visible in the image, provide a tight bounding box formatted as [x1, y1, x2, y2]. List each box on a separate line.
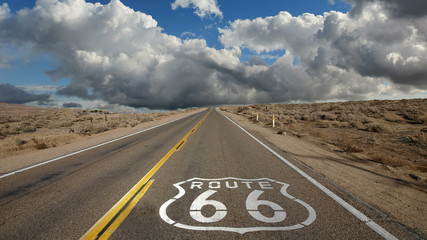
[219, 110, 398, 240]
[159, 177, 316, 234]
[175, 139, 187, 151]
[0, 110, 205, 180]
[81, 180, 154, 240]
[81, 111, 210, 239]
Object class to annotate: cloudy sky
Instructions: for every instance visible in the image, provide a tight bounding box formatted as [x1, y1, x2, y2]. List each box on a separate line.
[0, 0, 426, 111]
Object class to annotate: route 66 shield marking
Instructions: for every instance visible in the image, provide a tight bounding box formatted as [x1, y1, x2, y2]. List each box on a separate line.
[159, 177, 316, 234]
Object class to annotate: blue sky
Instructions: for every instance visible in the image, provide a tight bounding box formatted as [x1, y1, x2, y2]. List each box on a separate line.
[0, 0, 426, 110]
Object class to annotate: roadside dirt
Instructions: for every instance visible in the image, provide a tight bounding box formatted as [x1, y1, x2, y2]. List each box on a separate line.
[0, 104, 205, 174]
[220, 101, 426, 235]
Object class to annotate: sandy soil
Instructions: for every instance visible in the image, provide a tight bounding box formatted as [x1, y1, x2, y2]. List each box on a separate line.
[220, 108, 426, 235]
[0, 106, 205, 174]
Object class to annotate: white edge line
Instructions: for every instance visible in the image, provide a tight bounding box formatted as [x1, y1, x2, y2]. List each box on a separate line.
[218, 110, 398, 240]
[0, 111, 204, 180]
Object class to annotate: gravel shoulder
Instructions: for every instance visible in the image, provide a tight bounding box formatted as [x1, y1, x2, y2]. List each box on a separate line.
[221, 108, 427, 235]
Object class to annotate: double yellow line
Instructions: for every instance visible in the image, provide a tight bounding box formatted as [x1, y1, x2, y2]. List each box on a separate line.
[81, 110, 210, 240]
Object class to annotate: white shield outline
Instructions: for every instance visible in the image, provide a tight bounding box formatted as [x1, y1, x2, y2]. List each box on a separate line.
[159, 177, 316, 234]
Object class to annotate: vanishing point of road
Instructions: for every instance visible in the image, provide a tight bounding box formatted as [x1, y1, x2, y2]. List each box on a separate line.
[0, 109, 416, 239]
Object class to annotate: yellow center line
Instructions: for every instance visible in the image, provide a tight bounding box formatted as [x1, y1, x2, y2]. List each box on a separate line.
[81, 110, 210, 240]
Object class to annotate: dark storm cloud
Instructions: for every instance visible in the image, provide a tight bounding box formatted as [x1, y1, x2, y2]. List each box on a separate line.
[0, 83, 52, 104]
[62, 102, 82, 108]
[346, 0, 427, 18]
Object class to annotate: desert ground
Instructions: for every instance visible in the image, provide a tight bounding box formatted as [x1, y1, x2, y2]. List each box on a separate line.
[222, 99, 427, 177]
[221, 98, 426, 235]
[0, 103, 203, 172]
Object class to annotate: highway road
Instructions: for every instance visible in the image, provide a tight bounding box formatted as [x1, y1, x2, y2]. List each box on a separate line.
[0, 109, 417, 239]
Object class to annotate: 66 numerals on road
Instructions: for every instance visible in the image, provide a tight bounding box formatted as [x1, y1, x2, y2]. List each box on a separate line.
[159, 178, 317, 234]
[189, 189, 286, 223]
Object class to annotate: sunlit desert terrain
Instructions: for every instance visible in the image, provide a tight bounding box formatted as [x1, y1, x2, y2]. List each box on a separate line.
[0, 103, 195, 159]
[222, 99, 427, 183]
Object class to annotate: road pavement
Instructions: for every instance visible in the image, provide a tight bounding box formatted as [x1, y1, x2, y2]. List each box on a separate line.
[0, 109, 417, 239]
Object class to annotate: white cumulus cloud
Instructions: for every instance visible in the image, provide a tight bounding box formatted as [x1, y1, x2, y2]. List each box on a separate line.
[0, 3, 10, 20]
[171, 0, 223, 18]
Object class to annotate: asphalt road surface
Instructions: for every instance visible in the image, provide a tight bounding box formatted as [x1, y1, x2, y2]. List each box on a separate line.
[0, 109, 418, 239]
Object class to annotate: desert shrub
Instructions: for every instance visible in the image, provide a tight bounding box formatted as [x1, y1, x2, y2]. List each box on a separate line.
[399, 111, 426, 124]
[0, 116, 9, 124]
[85, 116, 94, 122]
[417, 131, 426, 146]
[128, 119, 139, 127]
[366, 123, 381, 132]
[0, 127, 11, 137]
[5, 116, 20, 123]
[317, 113, 336, 121]
[309, 130, 325, 139]
[337, 114, 356, 122]
[22, 115, 36, 121]
[280, 116, 296, 124]
[73, 118, 86, 123]
[13, 126, 22, 133]
[157, 112, 168, 118]
[287, 117, 296, 124]
[401, 131, 427, 147]
[369, 153, 406, 167]
[74, 123, 107, 135]
[107, 121, 120, 129]
[92, 123, 108, 133]
[138, 116, 154, 123]
[333, 121, 351, 128]
[366, 107, 379, 114]
[366, 122, 391, 133]
[331, 134, 363, 153]
[316, 122, 330, 128]
[360, 117, 373, 124]
[22, 125, 36, 133]
[15, 138, 27, 146]
[34, 121, 46, 128]
[339, 143, 363, 153]
[19, 121, 31, 127]
[300, 114, 310, 121]
[31, 138, 48, 150]
[60, 121, 74, 127]
[350, 121, 365, 130]
[237, 106, 249, 113]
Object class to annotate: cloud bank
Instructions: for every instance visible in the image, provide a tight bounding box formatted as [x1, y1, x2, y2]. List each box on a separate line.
[219, 5, 427, 90]
[171, 0, 223, 18]
[345, 0, 427, 18]
[0, 0, 426, 109]
[62, 102, 82, 108]
[0, 83, 52, 104]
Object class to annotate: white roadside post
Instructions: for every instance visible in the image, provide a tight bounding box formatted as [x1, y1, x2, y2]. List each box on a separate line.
[256, 113, 259, 122]
[272, 115, 275, 128]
